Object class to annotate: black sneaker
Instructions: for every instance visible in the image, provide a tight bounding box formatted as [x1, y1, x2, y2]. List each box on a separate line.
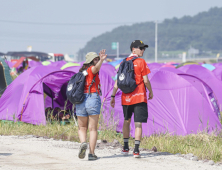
[88, 153, 98, 160]
[78, 142, 87, 159]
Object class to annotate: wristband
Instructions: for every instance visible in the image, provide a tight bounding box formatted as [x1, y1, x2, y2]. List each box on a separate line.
[111, 95, 115, 98]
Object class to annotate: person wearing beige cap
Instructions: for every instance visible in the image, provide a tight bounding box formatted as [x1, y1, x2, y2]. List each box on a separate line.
[76, 49, 107, 160]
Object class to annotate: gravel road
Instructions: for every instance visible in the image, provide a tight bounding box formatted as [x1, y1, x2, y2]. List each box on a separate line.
[0, 136, 221, 170]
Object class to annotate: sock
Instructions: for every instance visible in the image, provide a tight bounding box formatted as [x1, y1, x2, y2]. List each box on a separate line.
[123, 138, 129, 150]
[134, 140, 140, 153]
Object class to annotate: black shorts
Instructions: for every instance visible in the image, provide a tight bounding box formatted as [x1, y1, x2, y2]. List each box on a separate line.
[122, 102, 148, 123]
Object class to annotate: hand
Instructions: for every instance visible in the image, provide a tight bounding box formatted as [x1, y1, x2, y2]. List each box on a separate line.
[148, 91, 153, 100]
[110, 97, 115, 108]
[99, 49, 107, 61]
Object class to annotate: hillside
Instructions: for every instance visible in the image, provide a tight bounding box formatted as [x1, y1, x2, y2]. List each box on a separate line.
[78, 7, 222, 60]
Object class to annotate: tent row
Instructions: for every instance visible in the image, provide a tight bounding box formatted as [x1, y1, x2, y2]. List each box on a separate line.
[0, 61, 221, 136]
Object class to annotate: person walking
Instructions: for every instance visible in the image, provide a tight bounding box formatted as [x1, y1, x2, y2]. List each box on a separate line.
[76, 50, 107, 160]
[110, 40, 153, 158]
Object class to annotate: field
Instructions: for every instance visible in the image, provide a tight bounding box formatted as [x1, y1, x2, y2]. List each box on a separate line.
[0, 114, 222, 163]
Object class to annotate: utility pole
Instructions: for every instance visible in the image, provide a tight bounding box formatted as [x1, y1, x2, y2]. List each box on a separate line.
[117, 42, 119, 59]
[155, 21, 158, 62]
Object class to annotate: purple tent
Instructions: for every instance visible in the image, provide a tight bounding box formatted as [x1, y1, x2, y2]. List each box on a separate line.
[161, 64, 176, 68]
[100, 64, 116, 78]
[64, 64, 116, 78]
[66, 62, 116, 77]
[78, 61, 84, 66]
[213, 66, 222, 81]
[158, 67, 179, 73]
[102, 69, 221, 137]
[45, 95, 63, 109]
[212, 63, 222, 68]
[63, 66, 81, 73]
[0, 66, 75, 125]
[147, 63, 163, 70]
[7, 61, 23, 70]
[28, 60, 42, 68]
[159, 67, 220, 117]
[49, 61, 67, 68]
[44, 65, 81, 109]
[4, 60, 14, 68]
[178, 65, 222, 111]
[99, 68, 115, 103]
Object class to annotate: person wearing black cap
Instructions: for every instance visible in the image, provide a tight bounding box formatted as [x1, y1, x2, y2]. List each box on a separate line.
[110, 40, 153, 158]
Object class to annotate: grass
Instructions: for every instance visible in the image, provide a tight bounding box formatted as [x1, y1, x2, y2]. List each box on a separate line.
[0, 118, 222, 163]
[140, 133, 222, 162]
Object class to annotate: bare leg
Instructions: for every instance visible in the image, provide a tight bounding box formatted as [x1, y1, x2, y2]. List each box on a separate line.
[77, 116, 88, 143]
[134, 122, 142, 141]
[88, 115, 100, 154]
[123, 119, 131, 138]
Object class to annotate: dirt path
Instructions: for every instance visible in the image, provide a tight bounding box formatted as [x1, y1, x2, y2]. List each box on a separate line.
[0, 136, 220, 170]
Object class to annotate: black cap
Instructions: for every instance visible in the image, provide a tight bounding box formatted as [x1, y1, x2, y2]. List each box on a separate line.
[130, 40, 148, 51]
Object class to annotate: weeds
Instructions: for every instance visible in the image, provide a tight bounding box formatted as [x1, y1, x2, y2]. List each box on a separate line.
[140, 132, 222, 162]
[0, 118, 222, 162]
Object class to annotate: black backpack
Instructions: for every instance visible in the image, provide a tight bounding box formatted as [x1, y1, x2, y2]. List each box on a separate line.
[66, 70, 97, 104]
[117, 57, 138, 94]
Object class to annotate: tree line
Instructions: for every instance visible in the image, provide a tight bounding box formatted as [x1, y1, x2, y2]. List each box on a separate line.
[78, 7, 222, 60]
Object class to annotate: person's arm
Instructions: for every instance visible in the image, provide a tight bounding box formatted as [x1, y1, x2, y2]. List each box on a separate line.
[92, 49, 107, 74]
[110, 80, 118, 108]
[143, 75, 153, 100]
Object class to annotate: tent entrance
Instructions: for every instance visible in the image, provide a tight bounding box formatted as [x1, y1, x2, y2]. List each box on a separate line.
[43, 83, 55, 108]
[0, 63, 7, 95]
[43, 82, 73, 122]
[0, 58, 13, 95]
[43, 82, 72, 110]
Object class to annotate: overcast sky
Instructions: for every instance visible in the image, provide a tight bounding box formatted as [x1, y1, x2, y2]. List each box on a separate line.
[0, 0, 221, 55]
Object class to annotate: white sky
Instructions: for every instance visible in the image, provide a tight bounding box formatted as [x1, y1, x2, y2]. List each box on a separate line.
[0, 0, 221, 55]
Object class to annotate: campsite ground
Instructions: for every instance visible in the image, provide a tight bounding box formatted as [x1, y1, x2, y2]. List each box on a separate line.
[0, 135, 221, 170]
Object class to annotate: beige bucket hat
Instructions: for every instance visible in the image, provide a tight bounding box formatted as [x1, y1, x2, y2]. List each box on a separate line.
[84, 52, 99, 64]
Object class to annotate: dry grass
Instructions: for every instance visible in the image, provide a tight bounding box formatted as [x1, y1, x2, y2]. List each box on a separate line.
[0, 121, 79, 141]
[140, 132, 222, 162]
[0, 116, 222, 163]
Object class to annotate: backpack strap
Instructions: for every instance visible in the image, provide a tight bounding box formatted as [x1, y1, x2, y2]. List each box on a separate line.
[127, 57, 138, 73]
[85, 66, 99, 95]
[129, 57, 147, 91]
[88, 74, 99, 95]
[117, 58, 129, 73]
[131, 56, 138, 61]
[117, 56, 138, 73]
